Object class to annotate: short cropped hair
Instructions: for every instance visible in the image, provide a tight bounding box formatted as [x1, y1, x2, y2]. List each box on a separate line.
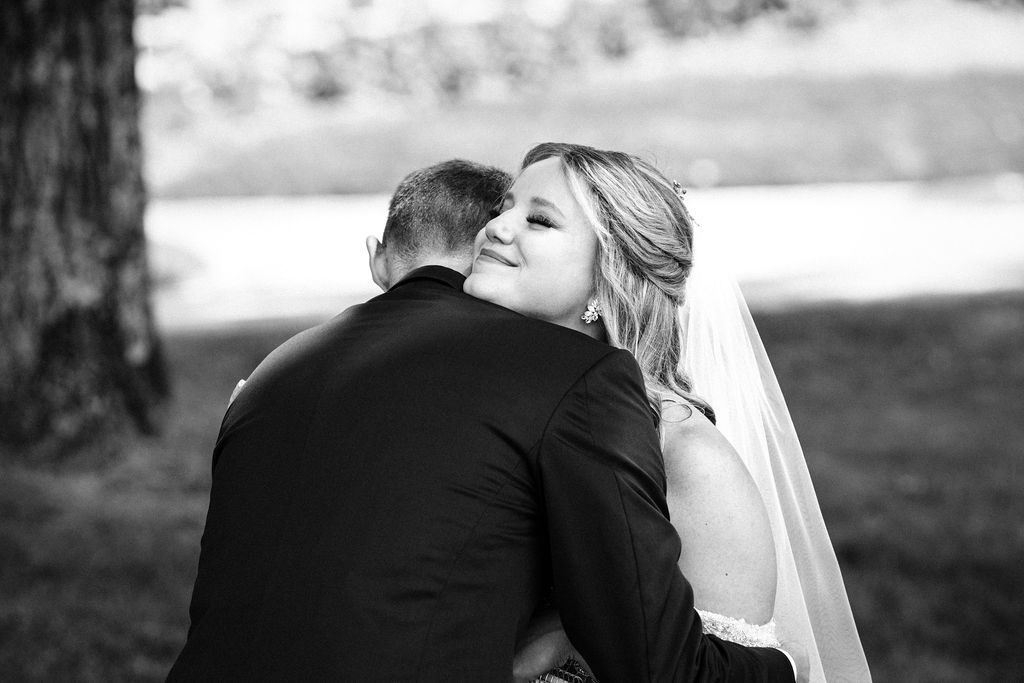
[383, 159, 511, 262]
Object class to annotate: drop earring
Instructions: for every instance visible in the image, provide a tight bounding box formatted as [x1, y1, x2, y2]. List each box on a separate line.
[581, 300, 602, 324]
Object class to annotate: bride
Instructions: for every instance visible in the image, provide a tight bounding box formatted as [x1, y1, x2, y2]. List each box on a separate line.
[462, 143, 871, 682]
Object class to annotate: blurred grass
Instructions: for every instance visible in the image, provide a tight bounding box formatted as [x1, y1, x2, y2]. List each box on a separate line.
[3, 293, 1024, 681]
[760, 293, 1024, 681]
[148, 71, 1024, 197]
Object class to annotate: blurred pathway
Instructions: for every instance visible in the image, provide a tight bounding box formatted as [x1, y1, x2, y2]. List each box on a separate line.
[147, 177, 1024, 330]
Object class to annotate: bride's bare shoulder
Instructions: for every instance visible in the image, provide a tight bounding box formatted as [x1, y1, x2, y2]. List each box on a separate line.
[660, 402, 777, 622]
[660, 403, 745, 490]
[659, 402, 764, 517]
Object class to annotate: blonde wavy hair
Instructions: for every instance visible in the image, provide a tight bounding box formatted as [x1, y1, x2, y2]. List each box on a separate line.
[521, 142, 714, 424]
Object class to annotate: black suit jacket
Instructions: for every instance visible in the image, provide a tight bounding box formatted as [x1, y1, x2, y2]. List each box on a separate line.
[168, 266, 793, 682]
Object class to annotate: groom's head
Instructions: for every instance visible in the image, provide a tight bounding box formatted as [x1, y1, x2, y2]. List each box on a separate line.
[366, 159, 511, 290]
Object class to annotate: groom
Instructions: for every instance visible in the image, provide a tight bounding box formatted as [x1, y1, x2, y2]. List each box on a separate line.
[168, 159, 794, 681]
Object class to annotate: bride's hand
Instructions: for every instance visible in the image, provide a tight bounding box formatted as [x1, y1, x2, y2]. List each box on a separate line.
[512, 607, 576, 682]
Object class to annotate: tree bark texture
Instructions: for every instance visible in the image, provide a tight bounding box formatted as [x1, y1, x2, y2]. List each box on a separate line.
[0, 0, 167, 449]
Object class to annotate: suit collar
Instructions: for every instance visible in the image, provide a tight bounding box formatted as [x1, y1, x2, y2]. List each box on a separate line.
[392, 265, 467, 292]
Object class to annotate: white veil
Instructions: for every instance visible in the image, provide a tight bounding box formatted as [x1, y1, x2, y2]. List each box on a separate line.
[679, 228, 872, 682]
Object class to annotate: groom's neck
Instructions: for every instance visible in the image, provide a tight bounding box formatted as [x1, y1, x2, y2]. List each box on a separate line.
[387, 252, 472, 288]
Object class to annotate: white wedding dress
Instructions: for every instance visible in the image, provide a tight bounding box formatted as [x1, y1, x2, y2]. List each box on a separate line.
[696, 609, 781, 648]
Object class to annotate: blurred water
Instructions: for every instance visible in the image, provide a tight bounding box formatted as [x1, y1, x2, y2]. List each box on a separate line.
[147, 177, 1024, 330]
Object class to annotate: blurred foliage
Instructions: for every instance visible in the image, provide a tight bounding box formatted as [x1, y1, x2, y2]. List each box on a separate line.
[140, 0, 1024, 196]
[136, 0, 1023, 118]
[645, 0, 838, 34]
[136, 0, 657, 114]
[135, 0, 900, 115]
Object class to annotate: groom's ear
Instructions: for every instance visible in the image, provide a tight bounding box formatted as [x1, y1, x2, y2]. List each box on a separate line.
[365, 236, 390, 291]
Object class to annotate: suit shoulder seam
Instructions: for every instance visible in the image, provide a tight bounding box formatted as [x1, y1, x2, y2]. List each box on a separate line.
[528, 346, 622, 461]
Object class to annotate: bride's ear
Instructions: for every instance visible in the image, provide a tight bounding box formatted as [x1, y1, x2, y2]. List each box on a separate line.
[365, 236, 390, 291]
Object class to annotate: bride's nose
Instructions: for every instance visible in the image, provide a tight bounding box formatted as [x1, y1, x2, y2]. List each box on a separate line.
[484, 213, 514, 244]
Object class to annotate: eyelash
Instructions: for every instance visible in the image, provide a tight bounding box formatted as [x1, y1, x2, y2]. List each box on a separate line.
[526, 213, 555, 228]
[488, 202, 555, 229]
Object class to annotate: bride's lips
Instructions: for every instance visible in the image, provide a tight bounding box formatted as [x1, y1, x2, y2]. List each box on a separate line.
[477, 247, 517, 267]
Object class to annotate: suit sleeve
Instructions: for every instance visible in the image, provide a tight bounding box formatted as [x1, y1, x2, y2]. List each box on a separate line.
[536, 348, 794, 682]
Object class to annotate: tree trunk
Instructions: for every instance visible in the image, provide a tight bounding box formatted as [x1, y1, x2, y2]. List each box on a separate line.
[0, 0, 167, 451]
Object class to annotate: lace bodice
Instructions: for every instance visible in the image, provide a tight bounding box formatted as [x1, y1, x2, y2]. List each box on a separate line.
[697, 609, 780, 648]
[533, 610, 780, 682]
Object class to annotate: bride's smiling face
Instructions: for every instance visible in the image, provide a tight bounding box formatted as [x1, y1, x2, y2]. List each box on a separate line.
[463, 157, 599, 332]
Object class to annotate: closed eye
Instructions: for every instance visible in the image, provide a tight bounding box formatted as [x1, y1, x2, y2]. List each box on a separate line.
[527, 213, 556, 228]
